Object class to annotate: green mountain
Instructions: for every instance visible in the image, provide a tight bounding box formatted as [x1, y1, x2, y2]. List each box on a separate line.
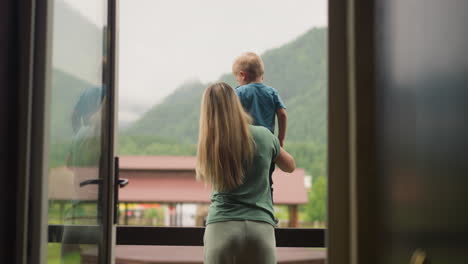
[125, 27, 327, 145]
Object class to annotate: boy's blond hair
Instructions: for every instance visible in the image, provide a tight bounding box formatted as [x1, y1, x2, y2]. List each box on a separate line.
[232, 52, 265, 82]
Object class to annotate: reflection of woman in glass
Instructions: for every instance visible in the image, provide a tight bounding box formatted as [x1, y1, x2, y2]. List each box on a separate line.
[61, 86, 105, 260]
[197, 82, 296, 264]
[68, 86, 105, 168]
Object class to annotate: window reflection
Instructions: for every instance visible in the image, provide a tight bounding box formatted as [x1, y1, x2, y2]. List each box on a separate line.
[47, 0, 108, 263]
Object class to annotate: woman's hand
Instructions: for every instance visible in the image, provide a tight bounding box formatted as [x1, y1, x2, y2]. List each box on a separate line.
[275, 148, 295, 173]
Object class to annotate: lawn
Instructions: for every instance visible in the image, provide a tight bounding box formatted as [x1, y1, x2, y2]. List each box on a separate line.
[47, 243, 81, 264]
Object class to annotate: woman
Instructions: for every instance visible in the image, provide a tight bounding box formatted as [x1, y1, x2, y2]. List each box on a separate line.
[196, 82, 296, 264]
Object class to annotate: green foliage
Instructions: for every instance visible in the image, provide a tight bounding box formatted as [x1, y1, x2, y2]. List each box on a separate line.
[49, 142, 72, 168]
[274, 205, 290, 226]
[118, 134, 197, 156]
[285, 142, 326, 177]
[144, 208, 165, 222]
[304, 176, 327, 223]
[47, 243, 81, 264]
[125, 81, 206, 144]
[119, 135, 326, 179]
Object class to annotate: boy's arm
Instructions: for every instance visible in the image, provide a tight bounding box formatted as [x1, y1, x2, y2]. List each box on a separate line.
[276, 108, 287, 147]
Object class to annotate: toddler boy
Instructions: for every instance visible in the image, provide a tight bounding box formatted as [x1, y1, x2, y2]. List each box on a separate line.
[233, 52, 287, 146]
[233, 52, 288, 206]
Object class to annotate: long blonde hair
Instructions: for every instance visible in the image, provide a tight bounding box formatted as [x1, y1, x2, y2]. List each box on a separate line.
[196, 82, 254, 191]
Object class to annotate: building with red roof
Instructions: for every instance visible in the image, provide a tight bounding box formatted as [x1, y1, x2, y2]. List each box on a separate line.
[48, 156, 309, 227]
[119, 156, 308, 227]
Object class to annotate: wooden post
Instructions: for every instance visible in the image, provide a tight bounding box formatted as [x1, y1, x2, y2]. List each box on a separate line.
[195, 204, 208, 226]
[59, 201, 64, 223]
[71, 202, 76, 224]
[175, 203, 179, 226]
[169, 203, 175, 226]
[124, 202, 129, 225]
[178, 203, 183, 226]
[288, 205, 299, 227]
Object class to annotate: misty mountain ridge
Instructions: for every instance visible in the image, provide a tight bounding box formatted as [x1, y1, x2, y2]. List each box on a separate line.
[125, 27, 327, 144]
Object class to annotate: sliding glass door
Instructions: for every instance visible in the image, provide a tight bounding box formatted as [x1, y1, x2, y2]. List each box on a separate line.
[45, 0, 118, 263]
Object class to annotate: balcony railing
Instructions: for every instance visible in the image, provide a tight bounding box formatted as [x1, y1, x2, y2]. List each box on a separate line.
[48, 225, 325, 247]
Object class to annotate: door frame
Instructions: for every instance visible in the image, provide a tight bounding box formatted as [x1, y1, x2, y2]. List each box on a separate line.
[37, 0, 355, 260]
[328, 0, 351, 263]
[103, 0, 119, 263]
[23, 0, 120, 263]
[328, 0, 377, 264]
[48, 0, 327, 254]
[28, 0, 53, 263]
[1, 0, 46, 263]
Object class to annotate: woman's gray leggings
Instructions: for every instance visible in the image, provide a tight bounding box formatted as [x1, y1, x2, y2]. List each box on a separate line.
[204, 220, 276, 264]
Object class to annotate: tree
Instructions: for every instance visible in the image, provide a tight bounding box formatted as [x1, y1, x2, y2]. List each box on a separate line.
[305, 176, 327, 224]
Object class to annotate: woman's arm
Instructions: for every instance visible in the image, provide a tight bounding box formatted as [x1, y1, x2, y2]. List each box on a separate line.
[275, 147, 296, 173]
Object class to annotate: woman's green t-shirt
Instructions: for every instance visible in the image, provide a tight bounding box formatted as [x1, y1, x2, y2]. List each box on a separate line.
[206, 125, 281, 227]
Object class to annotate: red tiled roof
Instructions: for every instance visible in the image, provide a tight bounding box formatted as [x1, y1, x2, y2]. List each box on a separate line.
[120, 156, 196, 171]
[48, 156, 309, 205]
[118, 168, 307, 204]
[119, 156, 308, 205]
[119, 175, 210, 203]
[272, 168, 308, 204]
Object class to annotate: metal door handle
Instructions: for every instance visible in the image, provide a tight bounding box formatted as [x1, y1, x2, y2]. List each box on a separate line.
[117, 178, 129, 188]
[114, 156, 128, 224]
[79, 179, 127, 188]
[79, 179, 102, 187]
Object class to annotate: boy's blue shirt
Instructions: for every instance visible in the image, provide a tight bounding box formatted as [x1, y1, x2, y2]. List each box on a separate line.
[235, 82, 286, 133]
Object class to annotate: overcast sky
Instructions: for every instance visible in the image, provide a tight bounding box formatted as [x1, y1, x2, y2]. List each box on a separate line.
[66, 0, 327, 124]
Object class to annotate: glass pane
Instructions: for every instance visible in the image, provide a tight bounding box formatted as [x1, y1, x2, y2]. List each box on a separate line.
[118, 0, 327, 230]
[111, 246, 326, 264]
[47, 0, 108, 263]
